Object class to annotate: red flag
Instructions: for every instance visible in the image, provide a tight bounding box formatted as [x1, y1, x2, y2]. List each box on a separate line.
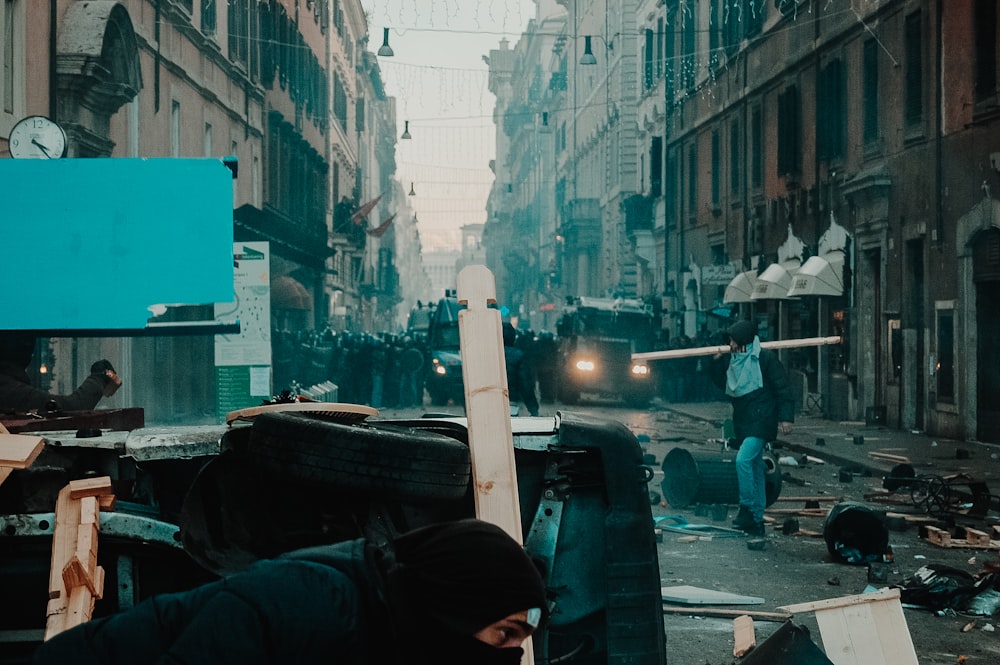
[351, 194, 382, 225]
[366, 214, 396, 238]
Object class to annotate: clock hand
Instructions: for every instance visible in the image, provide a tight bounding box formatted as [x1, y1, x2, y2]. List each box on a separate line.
[31, 138, 52, 158]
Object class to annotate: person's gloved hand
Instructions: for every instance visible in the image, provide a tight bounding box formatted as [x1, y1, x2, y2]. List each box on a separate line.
[90, 360, 122, 397]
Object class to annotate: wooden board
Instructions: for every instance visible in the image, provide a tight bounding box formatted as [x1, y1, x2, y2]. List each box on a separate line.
[779, 589, 918, 665]
[733, 615, 756, 657]
[456, 266, 533, 665]
[0, 433, 45, 468]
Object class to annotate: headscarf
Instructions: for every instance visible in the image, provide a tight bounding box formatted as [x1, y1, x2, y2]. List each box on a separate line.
[386, 518, 548, 636]
[725, 321, 764, 397]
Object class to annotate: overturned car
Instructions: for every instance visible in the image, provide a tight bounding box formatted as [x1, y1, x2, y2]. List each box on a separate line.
[0, 408, 666, 665]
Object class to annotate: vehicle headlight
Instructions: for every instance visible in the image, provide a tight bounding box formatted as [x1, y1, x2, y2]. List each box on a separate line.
[434, 364, 447, 375]
[631, 364, 649, 376]
[575, 359, 595, 372]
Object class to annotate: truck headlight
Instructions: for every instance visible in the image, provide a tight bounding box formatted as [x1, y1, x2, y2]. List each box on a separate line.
[434, 364, 447, 375]
[575, 359, 595, 372]
[631, 364, 649, 376]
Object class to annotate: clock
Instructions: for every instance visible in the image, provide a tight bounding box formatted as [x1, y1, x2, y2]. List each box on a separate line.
[8, 115, 67, 159]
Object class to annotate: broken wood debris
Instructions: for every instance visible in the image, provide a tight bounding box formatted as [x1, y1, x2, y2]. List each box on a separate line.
[44, 476, 114, 640]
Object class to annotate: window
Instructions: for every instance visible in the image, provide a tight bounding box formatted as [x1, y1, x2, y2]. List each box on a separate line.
[333, 74, 347, 133]
[203, 123, 213, 157]
[777, 85, 801, 177]
[228, 0, 249, 67]
[817, 59, 845, 160]
[650, 136, 663, 195]
[2, 0, 21, 119]
[665, 147, 678, 227]
[656, 18, 664, 80]
[201, 0, 216, 35]
[682, 7, 695, 90]
[936, 305, 955, 403]
[687, 143, 698, 217]
[862, 39, 879, 145]
[751, 106, 762, 189]
[730, 119, 740, 195]
[171, 100, 181, 157]
[904, 11, 923, 126]
[974, 0, 998, 105]
[665, 10, 676, 105]
[709, 1, 720, 69]
[644, 29, 654, 90]
[711, 130, 720, 208]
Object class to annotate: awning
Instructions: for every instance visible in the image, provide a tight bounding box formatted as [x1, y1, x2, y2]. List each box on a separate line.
[272, 276, 313, 310]
[787, 251, 845, 297]
[723, 270, 759, 303]
[751, 261, 799, 300]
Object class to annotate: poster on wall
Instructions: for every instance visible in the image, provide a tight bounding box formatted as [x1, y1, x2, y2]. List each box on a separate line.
[214, 242, 272, 421]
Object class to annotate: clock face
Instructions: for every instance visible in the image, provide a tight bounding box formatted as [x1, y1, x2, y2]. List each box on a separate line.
[9, 116, 67, 159]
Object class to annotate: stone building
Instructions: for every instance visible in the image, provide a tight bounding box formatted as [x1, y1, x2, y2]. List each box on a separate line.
[487, 0, 1000, 441]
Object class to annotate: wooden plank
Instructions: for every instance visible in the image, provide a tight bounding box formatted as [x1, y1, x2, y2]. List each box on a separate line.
[0, 433, 44, 468]
[778, 588, 901, 615]
[774, 496, 840, 503]
[68, 476, 113, 499]
[0, 466, 12, 486]
[733, 615, 756, 657]
[456, 266, 534, 665]
[45, 485, 80, 639]
[868, 452, 911, 464]
[456, 266, 523, 538]
[661, 606, 791, 622]
[633, 336, 842, 361]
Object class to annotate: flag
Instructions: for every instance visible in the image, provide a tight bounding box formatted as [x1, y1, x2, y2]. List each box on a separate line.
[351, 194, 382, 225]
[366, 214, 396, 238]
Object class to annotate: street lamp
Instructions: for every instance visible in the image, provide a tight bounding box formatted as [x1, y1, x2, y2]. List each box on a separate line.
[377, 28, 394, 57]
[401, 120, 411, 139]
[579, 34, 615, 65]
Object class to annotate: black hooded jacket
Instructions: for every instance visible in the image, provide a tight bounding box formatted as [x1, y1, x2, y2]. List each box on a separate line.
[32, 537, 393, 665]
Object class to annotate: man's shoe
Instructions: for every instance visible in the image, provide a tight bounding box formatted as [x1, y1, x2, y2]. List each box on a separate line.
[731, 507, 754, 529]
[743, 521, 766, 537]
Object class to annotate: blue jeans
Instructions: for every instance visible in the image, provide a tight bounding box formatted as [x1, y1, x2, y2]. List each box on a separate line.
[736, 436, 767, 522]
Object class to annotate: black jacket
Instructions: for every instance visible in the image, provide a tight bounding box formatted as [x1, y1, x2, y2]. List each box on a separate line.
[33, 538, 393, 665]
[0, 361, 107, 413]
[504, 346, 539, 416]
[710, 348, 795, 442]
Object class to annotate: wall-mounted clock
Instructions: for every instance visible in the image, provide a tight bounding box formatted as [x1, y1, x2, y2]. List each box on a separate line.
[9, 115, 67, 159]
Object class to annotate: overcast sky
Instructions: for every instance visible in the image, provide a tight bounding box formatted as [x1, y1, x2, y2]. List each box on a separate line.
[361, 0, 538, 245]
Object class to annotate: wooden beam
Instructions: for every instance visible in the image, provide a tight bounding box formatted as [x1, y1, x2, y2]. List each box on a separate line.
[733, 615, 756, 657]
[633, 336, 842, 362]
[661, 606, 792, 622]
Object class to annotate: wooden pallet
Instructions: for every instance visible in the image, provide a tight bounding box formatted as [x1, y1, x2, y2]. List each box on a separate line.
[922, 524, 1000, 549]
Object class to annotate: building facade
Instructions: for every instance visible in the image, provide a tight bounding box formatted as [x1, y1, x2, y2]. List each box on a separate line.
[487, 0, 1000, 442]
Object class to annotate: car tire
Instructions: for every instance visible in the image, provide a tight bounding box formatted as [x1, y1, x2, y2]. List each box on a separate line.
[246, 412, 471, 500]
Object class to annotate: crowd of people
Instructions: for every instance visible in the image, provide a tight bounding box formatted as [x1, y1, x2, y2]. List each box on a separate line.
[272, 325, 733, 411]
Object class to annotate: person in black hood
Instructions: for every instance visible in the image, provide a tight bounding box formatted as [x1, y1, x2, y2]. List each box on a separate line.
[0, 331, 121, 414]
[710, 320, 795, 537]
[32, 518, 549, 665]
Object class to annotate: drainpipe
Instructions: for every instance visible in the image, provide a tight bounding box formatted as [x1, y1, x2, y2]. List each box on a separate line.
[49, 0, 57, 120]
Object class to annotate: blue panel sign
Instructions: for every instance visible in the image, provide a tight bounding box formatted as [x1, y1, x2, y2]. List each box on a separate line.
[0, 158, 234, 330]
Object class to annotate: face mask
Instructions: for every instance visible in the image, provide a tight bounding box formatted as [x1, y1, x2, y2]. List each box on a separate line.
[437, 634, 525, 665]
